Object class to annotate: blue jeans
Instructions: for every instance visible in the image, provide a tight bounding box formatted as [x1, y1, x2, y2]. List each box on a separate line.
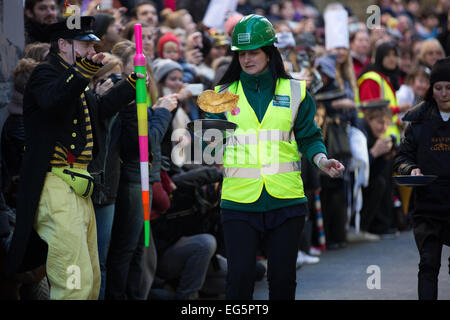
[94, 203, 115, 300]
[105, 181, 153, 300]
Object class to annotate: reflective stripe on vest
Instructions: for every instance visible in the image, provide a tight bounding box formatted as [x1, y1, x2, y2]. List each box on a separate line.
[357, 71, 401, 140]
[227, 130, 295, 146]
[215, 78, 306, 203]
[224, 161, 301, 178]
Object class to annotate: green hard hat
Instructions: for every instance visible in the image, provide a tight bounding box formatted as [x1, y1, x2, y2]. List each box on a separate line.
[231, 14, 277, 51]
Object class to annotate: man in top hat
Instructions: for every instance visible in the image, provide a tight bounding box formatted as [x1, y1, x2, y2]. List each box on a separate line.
[5, 16, 143, 300]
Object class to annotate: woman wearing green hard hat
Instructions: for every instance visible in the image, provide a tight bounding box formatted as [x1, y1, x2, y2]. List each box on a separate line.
[205, 14, 345, 299]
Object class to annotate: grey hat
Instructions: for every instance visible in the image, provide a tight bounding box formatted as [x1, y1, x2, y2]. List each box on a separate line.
[152, 58, 183, 83]
[296, 32, 316, 50]
[315, 53, 337, 80]
[275, 32, 296, 49]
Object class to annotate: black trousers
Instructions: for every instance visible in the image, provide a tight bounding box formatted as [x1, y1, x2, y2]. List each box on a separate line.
[361, 174, 393, 234]
[222, 214, 305, 300]
[320, 178, 347, 245]
[413, 216, 450, 300]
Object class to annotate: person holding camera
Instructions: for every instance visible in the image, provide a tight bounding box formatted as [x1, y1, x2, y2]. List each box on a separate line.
[105, 40, 178, 300]
[360, 105, 399, 239]
[86, 53, 126, 300]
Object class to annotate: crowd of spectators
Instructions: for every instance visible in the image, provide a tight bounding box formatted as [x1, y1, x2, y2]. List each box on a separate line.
[0, 0, 449, 300]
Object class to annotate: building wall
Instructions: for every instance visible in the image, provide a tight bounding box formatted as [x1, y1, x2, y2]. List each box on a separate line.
[0, 0, 24, 128]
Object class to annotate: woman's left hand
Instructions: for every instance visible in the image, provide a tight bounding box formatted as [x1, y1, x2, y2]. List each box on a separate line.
[319, 158, 345, 178]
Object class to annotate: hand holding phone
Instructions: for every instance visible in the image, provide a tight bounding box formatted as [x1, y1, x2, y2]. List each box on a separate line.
[184, 83, 204, 96]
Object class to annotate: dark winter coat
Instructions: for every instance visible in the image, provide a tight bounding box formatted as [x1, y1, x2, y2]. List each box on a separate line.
[119, 102, 172, 184]
[88, 113, 121, 205]
[5, 53, 136, 274]
[24, 18, 51, 44]
[394, 100, 450, 219]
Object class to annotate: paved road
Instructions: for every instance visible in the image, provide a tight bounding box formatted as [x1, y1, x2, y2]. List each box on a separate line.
[253, 230, 450, 300]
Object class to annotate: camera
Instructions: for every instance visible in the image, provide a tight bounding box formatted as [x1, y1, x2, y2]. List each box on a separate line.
[108, 73, 122, 84]
[99, 73, 122, 86]
[95, 73, 123, 95]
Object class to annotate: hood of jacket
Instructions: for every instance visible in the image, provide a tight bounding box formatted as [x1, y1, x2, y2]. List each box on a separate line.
[402, 100, 441, 123]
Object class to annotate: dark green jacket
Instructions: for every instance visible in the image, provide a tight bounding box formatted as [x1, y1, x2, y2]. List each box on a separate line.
[207, 70, 326, 212]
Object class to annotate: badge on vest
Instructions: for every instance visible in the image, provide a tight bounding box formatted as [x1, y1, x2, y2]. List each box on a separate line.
[273, 95, 290, 108]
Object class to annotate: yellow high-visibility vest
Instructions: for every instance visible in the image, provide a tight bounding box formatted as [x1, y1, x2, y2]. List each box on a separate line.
[215, 78, 307, 203]
[357, 71, 400, 140]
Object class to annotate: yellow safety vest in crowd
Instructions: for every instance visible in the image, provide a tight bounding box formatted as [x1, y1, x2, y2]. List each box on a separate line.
[215, 78, 307, 203]
[357, 71, 400, 140]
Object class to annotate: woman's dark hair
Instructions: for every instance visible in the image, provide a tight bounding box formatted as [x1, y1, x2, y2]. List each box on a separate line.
[218, 45, 291, 96]
[25, 0, 54, 12]
[420, 7, 438, 20]
[424, 84, 435, 102]
[359, 41, 401, 91]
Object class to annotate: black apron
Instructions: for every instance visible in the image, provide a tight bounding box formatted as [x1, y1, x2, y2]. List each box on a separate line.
[413, 114, 450, 249]
[415, 115, 450, 216]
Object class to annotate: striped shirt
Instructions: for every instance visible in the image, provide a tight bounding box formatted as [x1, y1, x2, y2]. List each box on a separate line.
[50, 55, 98, 169]
[49, 54, 138, 169]
[49, 91, 93, 169]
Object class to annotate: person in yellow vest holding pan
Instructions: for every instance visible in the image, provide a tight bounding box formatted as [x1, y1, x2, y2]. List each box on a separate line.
[205, 14, 344, 300]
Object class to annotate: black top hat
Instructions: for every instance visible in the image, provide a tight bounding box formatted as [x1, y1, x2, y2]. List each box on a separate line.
[48, 16, 100, 42]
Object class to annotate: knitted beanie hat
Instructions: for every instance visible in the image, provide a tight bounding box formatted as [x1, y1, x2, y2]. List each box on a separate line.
[152, 58, 183, 83]
[430, 57, 450, 86]
[157, 32, 181, 59]
[315, 53, 337, 80]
